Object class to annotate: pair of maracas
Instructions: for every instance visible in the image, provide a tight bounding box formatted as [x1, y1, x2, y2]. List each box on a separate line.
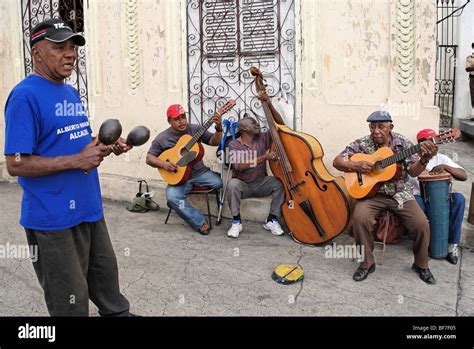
[98, 119, 150, 147]
[84, 119, 150, 174]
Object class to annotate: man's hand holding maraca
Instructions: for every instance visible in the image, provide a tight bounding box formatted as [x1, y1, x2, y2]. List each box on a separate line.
[109, 137, 132, 156]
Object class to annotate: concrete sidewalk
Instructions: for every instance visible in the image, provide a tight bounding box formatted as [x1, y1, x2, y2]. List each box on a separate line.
[0, 140, 473, 316]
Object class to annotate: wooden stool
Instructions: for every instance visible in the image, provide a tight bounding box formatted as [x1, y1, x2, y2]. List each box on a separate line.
[373, 211, 391, 265]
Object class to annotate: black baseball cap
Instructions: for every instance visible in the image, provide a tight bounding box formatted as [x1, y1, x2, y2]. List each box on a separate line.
[30, 18, 86, 48]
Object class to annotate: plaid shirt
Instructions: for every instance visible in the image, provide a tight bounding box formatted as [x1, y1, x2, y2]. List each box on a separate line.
[228, 131, 271, 184]
[339, 132, 419, 205]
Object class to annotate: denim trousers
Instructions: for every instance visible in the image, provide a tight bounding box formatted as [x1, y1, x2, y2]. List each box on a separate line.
[415, 193, 465, 244]
[166, 170, 222, 230]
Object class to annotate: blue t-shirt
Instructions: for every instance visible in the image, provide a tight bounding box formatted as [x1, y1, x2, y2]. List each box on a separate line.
[4, 74, 103, 230]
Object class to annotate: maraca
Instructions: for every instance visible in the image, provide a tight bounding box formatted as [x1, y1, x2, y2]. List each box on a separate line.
[126, 126, 150, 146]
[99, 118, 122, 145]
[84, 119, 122, 174]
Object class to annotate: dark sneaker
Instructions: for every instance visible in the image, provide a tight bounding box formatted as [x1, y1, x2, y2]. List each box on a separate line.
[198, 223, 210, 236]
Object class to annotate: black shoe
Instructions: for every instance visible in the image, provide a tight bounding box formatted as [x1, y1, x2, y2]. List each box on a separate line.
[412, 263, 436, 284]
[353, 264, 375, 282]
[446, 252, 458, 265]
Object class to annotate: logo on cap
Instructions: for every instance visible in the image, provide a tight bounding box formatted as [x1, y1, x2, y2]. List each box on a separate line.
[30, 18, 85, 48]
[167, 104, 186, 119]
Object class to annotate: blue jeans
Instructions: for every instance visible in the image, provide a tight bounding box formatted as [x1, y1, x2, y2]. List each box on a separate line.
[415, 193, 465, 244]
[166, 170, 222, 230]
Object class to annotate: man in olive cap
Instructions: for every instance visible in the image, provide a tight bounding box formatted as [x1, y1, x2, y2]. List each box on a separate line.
[333, 111, 438, 284]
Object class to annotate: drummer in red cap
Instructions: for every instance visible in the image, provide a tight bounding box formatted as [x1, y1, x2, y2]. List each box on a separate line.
[146, 104, 223, 235]
[409, 129, 467, 264]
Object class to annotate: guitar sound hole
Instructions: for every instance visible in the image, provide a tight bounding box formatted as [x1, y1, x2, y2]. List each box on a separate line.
[180, 148, 189, 156]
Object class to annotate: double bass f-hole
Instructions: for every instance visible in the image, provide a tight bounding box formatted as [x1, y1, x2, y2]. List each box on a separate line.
[305, 171, 328, 192]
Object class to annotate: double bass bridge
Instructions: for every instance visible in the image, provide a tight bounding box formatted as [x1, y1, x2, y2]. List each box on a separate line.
[289, 180, 305, 193]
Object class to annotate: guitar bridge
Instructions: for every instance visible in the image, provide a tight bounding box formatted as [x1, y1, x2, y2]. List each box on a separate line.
[165, 159, 178, 173]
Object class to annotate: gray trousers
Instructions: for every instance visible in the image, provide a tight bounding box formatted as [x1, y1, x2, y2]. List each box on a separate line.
[25, 218, 130, 316]
[226, 176, 286, 218]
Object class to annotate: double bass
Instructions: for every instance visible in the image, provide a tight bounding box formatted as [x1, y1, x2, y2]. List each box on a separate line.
[251, 67, 352, 245]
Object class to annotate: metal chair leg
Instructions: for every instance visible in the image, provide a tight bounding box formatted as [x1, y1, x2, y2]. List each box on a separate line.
[205, 193, 212, 230]
[215, 189, 221, 225]
[165, 208, 172, 224]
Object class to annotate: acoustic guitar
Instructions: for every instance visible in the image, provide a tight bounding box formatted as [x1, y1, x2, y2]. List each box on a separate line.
[345, 128, 461, 199]
[158, 100, 236, 185]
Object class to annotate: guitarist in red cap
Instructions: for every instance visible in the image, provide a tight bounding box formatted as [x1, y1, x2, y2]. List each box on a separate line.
[146, 104, 223, 235]
[333, 111, 438, 284]
[409, 129, 467, 265]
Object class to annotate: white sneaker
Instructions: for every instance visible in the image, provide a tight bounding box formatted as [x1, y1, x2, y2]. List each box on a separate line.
[448, 243, 458, 254]
[263, 220, 284, 236]
[227, 222, 243, 238]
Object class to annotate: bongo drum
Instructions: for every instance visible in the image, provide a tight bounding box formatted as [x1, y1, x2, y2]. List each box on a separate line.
[419, 172, 451, 259]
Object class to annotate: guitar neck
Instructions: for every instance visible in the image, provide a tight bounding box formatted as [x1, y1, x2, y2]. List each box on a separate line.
[185, 115, 216, 150]
[379, 144, 421, 169]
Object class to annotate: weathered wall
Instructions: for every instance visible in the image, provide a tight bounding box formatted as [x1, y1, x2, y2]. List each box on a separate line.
[300, 0, 439, 174]
[0, 0, 24, 181]
[453, 0, 474, 122]
[0, 0, 440, 217]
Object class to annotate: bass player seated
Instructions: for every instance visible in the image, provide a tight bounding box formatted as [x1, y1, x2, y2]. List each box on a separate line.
[226, 91, 287, 238]
[333, 111, 438, 284]
[146, 104, 223, 235]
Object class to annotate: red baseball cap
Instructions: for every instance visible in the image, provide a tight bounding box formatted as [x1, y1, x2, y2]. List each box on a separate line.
[166, 104, 186, 119]
[416, 129, 437, 141]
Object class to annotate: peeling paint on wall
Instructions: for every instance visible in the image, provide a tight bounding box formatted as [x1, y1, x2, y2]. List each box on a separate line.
[380, 55, 390, 68]
[421, 58, 431, 83]
[324, 54, 331, 71]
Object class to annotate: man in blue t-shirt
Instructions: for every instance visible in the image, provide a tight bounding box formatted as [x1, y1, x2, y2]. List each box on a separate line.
[4, 19, 133, 316]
